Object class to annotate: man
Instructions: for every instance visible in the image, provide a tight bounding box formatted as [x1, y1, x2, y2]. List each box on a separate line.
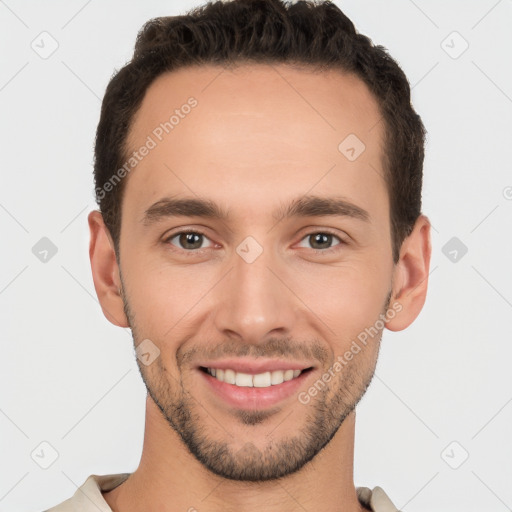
[47, 0, 431, 510]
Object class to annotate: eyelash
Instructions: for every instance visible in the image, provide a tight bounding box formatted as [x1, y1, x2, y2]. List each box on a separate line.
[163, 229, 347, 255]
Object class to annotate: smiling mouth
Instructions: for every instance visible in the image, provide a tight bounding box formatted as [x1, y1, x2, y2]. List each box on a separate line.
[199, 366, 313, 388]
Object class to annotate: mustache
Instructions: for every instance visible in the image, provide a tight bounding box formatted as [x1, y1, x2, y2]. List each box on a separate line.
[177, 336, 330, 367]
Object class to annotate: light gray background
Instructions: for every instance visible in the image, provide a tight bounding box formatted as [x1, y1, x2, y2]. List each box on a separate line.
[1, 1, 511, 511]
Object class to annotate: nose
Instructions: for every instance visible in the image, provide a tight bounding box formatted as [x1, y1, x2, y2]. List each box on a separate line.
[213, 243, 298, 345]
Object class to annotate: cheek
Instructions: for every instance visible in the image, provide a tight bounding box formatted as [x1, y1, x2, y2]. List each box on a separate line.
[294, 259, 391, 339]
[123, 256, 216, 336]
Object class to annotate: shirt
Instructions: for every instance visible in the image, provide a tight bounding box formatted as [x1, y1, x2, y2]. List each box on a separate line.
[45, 473, 401, 511]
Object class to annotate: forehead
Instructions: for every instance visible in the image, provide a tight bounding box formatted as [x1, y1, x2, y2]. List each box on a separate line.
[123, 63, 386, 225]
[128, 63, 383, 148]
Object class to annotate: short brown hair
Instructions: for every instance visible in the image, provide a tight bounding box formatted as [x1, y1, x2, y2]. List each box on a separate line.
[94, 0, 426, 263]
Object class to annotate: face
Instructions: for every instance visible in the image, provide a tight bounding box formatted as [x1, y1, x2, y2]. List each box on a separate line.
[116, 64, 396, 481]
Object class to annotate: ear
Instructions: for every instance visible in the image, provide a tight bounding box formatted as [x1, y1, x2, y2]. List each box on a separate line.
[88, 210, 129, 328]
[385, 214, 432, 331]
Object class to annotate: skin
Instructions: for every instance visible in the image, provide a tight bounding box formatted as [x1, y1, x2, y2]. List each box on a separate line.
[88, 63, 431, 512]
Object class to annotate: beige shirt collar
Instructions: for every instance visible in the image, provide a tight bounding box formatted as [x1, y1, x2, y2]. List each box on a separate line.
[45, 473, 400, 511]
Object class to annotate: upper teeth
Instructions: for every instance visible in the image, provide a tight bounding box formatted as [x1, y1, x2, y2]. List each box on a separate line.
[207, 368, 302, 387]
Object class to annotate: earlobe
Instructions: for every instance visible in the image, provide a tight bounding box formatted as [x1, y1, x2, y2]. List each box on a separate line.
[385, 214, 432, 332]
[88, 210, 130, 328]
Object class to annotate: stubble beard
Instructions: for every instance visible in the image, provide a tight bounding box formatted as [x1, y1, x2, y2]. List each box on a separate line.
[121, 284, 388, 482]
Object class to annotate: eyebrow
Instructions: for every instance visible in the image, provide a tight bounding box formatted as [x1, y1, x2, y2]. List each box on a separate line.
[141, 195, 370, 226]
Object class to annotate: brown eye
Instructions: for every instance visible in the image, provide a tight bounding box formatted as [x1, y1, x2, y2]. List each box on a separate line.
[166, 231, 213, 251]
[297, 231, 344, 252]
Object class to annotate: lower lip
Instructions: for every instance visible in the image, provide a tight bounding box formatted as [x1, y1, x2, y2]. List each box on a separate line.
[200, 369, 313, 410]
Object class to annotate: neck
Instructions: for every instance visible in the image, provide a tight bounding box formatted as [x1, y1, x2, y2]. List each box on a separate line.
[103, 395, 364, 512]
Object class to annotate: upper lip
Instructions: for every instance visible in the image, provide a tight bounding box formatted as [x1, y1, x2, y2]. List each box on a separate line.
[198, 358, 314, 374]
